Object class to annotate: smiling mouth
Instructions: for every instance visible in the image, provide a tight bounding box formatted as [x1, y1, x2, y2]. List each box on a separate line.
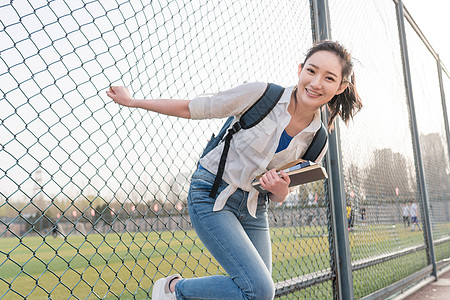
[306, 88, 321, 96]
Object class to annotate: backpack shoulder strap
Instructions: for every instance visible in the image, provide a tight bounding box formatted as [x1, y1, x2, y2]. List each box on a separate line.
[209, 83, 285, 198]
[302, 122, 328, 162]
[200, 116, 234, 159]
[238, 83, 285, 129]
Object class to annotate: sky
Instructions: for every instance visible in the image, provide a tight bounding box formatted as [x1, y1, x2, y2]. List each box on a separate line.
[402, 0, 450, 70]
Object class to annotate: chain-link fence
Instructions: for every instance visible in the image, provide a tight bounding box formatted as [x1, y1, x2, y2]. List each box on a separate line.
[0, 0, 449, 299]
[329, 0, 450, 298]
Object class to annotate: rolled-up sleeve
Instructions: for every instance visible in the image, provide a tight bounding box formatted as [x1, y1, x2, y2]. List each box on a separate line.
[188, 82, 267, 120]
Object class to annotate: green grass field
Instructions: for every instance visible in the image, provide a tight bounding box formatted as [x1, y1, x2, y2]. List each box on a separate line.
[0, 223, 448, 299]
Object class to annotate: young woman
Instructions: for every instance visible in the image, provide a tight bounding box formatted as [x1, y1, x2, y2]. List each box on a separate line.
[106, 40, 362, 300]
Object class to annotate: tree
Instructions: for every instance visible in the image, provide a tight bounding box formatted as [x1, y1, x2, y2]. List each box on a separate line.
[24, 211, 53, 234]
[95, 202, 115, 225]
[420, 133, 449, 198]
[363, 149, 412, 202]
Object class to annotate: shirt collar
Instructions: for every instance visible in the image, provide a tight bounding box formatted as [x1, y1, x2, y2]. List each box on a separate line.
[279, 86, 293, 104]
[303, 109, 322, 132]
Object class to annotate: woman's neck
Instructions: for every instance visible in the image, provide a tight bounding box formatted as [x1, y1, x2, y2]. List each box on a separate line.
[286, 88, 316, 136]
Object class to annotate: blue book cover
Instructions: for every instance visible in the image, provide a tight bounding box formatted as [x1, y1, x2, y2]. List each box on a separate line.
[282, 161, 313, 173]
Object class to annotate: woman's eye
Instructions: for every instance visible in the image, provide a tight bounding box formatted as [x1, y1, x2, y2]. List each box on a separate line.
[326, 76, 335, 82]
[307, 68, 315, 74]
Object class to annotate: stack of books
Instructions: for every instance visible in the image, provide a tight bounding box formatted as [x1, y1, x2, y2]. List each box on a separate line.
[252, 158, 328, 193]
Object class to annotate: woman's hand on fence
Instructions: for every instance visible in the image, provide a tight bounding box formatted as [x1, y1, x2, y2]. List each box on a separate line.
[259, 169, 291, 203]
[106, 86, 135, 107]
[106, 86, 192, 118]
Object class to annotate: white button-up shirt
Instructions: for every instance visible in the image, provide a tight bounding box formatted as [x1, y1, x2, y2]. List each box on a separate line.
[188, 82, 327, 217]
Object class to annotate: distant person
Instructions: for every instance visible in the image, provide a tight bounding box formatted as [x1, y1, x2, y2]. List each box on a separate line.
[52, 226, 58, 238]
[402, 202, 410, 227]
[410, 200, 420, 231]
[107, 41, 362, 300]
[347, 203, 354, 230]
[360, 207, 366, 224]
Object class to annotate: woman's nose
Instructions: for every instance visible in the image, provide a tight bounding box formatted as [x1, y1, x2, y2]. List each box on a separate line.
[310, 76, 322, 88]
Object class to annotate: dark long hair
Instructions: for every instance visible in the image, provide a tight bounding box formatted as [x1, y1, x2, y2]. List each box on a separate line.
[302, 40, 362, 130]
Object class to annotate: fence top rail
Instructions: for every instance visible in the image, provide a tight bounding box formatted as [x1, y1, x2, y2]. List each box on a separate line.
[393, 0, 450, 77]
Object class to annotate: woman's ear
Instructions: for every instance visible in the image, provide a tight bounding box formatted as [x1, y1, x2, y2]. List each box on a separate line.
[297, 63, 303, 77]
[336, 82, 348, 95]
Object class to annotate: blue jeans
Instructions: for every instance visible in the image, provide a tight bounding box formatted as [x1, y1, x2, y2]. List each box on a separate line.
[175, 168, 275, 300]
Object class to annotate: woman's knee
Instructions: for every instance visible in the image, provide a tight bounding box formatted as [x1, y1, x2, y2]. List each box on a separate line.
[245, 276, 275, 300]
[258, 282, 275, 300]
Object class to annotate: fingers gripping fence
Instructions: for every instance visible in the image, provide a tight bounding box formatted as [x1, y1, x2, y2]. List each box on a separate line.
[1, 0, 450, 299]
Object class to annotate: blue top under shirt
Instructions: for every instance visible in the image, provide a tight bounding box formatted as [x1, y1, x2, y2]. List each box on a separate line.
[275, 129, 293, 153]
[199, 129, 292, 170]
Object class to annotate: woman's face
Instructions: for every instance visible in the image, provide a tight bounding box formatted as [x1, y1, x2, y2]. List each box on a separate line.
[296, 50, 347, 110]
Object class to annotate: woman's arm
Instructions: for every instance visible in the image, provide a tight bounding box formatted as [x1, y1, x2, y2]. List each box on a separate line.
[258, 169, 291, 203]
[106, 86, 191, 119]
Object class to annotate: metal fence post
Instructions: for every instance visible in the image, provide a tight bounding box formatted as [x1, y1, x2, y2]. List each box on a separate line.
[436, 56, 450, 162]
[310, 1, 354, 299]
[396, 0, 437, 278]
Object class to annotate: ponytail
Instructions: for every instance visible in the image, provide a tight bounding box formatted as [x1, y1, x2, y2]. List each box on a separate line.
[326, 72, 362, 130]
